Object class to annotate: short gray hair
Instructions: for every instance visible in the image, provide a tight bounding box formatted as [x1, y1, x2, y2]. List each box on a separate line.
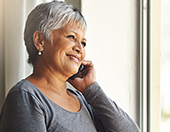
[24, 1, 87, 66]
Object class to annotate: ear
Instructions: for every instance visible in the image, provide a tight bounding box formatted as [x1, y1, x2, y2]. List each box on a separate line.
[33, 31, 45, 51]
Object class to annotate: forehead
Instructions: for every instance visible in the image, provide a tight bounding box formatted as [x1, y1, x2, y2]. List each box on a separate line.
[59, 23, 86, 35]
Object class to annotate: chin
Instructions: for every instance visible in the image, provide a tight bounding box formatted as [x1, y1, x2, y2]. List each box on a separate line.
[69, 64, 79, 74]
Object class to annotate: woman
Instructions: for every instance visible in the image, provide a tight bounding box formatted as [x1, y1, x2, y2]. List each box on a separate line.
[0, 1, 140, 132]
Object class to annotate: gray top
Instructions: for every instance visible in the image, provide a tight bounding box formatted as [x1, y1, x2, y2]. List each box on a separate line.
[0, 79, 140, 132]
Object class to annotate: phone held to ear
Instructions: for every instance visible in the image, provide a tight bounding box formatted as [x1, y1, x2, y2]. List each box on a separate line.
[69, 64, 84, 80]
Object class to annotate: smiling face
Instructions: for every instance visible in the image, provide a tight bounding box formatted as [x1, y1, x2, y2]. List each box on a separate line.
[41, 23, 86, 78]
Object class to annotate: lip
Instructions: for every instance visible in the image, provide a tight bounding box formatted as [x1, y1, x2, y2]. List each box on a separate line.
[66, 54, 80, 64]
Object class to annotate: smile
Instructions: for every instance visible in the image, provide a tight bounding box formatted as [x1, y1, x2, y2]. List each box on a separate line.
[67, 54, 80, 63]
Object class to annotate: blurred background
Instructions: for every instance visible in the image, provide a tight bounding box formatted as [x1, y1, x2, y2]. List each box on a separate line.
[160, 0, 170, 131]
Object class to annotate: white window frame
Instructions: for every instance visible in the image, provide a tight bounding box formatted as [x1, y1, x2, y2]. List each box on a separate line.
[140, 0, 161, 132]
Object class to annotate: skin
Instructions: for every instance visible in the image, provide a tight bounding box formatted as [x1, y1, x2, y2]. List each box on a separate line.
[26, 23, 96, 112]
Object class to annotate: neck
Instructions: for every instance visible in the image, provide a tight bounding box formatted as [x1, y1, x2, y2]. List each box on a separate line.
[26, 61, 68, 95]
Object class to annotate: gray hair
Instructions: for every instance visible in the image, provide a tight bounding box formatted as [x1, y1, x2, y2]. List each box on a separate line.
[24, 1, 87, 66]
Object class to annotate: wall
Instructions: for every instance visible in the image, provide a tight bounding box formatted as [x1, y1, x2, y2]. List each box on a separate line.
[152, 0, 161, 131]
[81, 0, 140, 125]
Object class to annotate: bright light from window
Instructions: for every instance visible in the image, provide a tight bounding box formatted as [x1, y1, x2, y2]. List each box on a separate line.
[161, 0, 170, 131]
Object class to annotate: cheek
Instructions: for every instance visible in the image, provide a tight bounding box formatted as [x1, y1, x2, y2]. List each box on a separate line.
[82, 49, 86, 59]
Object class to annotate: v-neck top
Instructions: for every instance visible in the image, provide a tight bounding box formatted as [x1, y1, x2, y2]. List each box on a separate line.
[0, 79, 97, 132]
[0, 79, 140, 132]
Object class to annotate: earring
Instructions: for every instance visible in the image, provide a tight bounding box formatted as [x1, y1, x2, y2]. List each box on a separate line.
[38, 47, 42, 55]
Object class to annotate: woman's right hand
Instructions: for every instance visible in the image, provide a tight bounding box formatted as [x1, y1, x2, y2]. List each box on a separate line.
[68, 60, 96, 93]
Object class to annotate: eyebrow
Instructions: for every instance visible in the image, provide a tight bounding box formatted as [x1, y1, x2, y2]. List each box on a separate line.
[70, 30, 87, 41]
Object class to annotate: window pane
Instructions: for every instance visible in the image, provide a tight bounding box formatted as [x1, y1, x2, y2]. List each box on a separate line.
[161, 0, 170, 131]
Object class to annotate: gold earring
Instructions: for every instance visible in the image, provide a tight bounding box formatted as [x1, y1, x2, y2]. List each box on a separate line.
[38, 47, 41, 55]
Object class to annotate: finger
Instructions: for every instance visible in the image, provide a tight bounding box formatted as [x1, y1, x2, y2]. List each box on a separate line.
[82, 60, 94, 67]
[67, 75, 83, 84]
[67, 78, 76, 86]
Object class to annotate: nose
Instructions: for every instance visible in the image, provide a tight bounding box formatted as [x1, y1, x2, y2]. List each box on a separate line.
[73, 42, 83, 54]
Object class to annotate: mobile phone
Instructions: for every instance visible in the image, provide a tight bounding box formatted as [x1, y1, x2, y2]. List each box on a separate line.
[69, 64, 84, 80]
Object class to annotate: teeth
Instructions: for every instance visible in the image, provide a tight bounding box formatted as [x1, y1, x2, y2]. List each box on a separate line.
[68, 55, 78, 62]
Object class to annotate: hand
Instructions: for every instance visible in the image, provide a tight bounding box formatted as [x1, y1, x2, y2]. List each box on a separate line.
[68, 60, 96, 93]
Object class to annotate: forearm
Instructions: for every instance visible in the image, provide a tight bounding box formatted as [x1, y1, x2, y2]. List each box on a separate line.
[83, 82, 140, 132]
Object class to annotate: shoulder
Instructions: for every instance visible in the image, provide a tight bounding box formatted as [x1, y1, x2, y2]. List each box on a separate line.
[67, 82, 100, 98]
[67, 88, 86, 103]
[9, 79, 38, 95]
[7, 79, 45, 103]
[4, 79, 45, 112]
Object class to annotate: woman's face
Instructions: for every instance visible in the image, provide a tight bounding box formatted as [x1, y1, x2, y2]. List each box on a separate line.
[42, 23, 86, 78]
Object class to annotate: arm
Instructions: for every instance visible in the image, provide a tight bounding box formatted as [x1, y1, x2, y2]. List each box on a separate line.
[68, 60, 140, 132]
[83, 82, 140, 132]
[0, 90, 46, 132]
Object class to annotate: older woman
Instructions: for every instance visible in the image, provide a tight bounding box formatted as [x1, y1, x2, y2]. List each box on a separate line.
[0, 1, 140, 132]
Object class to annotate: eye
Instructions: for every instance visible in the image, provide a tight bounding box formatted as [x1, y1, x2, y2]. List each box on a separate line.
[81, 42, 86, 47]
[67, 35, 75, 40]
